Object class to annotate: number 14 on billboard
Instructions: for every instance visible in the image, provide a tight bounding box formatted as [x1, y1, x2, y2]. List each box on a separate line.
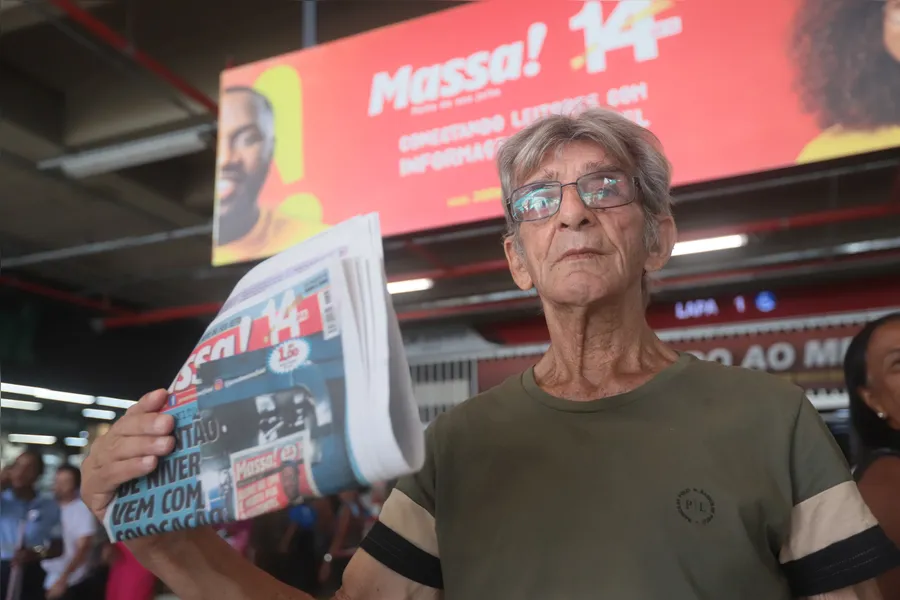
[569, 0, 682, 74]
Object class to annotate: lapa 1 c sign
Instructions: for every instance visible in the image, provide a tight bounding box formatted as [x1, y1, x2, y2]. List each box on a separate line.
[213, 0, 900, 266]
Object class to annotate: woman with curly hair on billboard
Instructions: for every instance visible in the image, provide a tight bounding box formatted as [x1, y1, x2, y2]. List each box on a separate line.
[794, 0, 900, 163]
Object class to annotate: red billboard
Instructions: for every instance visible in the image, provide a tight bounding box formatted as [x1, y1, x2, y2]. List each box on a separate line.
[213, 0, 900, 265]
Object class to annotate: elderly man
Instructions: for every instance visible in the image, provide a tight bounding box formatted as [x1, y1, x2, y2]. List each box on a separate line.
[82, 109, 900, 599]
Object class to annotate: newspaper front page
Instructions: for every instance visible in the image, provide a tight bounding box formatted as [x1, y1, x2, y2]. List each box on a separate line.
[104, 214, 424, 541]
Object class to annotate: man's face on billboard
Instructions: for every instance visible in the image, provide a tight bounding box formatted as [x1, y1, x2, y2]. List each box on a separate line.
[217, 89, 273, 217]
[886, 0, 900, 62]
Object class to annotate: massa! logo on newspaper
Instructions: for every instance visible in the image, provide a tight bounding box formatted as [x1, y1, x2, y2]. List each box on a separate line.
[235, 452, 278, 482]
[268, 339, 310, 374]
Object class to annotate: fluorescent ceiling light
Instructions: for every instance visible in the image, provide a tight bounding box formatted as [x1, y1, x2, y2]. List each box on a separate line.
[387, 278, 434, 295]
[97, 396, 137, 409]
[64, 437, 89, 448]
[1, 383, 95, 405]
[82, 408, 117, 421]
[38, 124, 214, 179]
[671, 234, 748, 257]
[1, 398, 42, 411]
[8, 434, 57, 445]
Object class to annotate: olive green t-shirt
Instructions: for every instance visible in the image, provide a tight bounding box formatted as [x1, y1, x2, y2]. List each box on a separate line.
[359, 354, 900, 599]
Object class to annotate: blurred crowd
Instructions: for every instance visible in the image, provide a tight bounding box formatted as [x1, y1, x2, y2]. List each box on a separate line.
[0, 452, 391, 600]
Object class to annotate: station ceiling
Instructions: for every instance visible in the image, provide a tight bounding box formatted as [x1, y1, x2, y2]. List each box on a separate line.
[1, 0, 898, 330]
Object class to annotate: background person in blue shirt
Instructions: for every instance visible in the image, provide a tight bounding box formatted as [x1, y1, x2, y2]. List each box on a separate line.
[1, 450, 63, 600]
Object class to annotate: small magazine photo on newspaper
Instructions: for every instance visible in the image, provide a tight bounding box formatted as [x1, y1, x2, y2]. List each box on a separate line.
[103, 213, 425, 541]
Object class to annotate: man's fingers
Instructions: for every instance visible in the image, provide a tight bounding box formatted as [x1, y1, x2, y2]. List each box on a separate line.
[91, 455, 159, 496]
[125, 389, 170, 415]
[108, 435, 174, 462]
[111, 412, 174, 438]
[81, 389, 174, 522]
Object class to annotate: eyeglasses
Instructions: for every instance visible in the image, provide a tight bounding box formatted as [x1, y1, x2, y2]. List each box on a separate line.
[506, 170, 639, 223]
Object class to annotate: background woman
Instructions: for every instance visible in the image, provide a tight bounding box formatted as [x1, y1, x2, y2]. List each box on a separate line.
[846, 312, 900, 599]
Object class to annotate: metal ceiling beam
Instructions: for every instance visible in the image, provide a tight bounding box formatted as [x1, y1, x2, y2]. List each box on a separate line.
[3, 224, 213, 269]
[10, 200, 896, 316]
[0, 0, 107, 32]
[302, 1, 317, 48]
[92, 229, 900, 330]
[93, 259, 512, 329]
[395, 247, 900, 323]
[24, 0, 201, 120]
[11, 199, 898, 270]
[98, 302, 224, 329]
[404, 241, 449, 270]
[46, 0, 218, 115]
[0, 126, 205, 229]
[384, 224, 506, 251]
[674, 157, 900, 203]
[678, 202, 900, 241]
[656, 248, 900, 292]
[0, 63, 65, 143]
[659, 236, 900, 282]
[0, 276, 133, 315]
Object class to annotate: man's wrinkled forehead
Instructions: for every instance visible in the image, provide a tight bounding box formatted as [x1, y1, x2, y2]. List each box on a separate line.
[517, 141, 631, 186]
[534, 160, 624, 183]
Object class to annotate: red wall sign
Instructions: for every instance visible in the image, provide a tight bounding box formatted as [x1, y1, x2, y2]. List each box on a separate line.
[477, 323, 858, 393]
[214, 0, 900, 265]
[670, 325, 857, 391]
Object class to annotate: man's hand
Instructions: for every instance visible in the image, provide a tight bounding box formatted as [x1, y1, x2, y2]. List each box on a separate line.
[46, 579, 67, 600]
[76, 389, 430, 600]
[80, 389, 175, 523]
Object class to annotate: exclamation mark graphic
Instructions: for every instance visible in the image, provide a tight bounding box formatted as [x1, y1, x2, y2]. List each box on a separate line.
[255, 66, 305, 183]
[523, 22, 548, 78]
[238, 316, 252, 353]
[254, 65, 325, 228]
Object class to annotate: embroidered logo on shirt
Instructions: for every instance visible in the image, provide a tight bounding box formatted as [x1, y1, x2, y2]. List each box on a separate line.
[676, 488, 715, 525]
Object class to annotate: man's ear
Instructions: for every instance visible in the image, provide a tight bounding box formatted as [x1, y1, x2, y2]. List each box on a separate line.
[503, 236, 534, 291]
[644, 216, 677, 275]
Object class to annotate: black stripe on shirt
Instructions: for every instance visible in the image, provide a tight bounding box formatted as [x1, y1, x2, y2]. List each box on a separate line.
[360, 520, 444, 589]
[782, 525, 900, 596]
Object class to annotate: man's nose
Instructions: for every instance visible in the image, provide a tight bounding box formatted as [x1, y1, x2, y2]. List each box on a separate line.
[218, 143, 238, 169]
[556, 183, 592, 230]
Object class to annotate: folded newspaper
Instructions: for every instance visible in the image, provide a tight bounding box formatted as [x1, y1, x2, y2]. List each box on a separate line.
[104, 214, 425, 541]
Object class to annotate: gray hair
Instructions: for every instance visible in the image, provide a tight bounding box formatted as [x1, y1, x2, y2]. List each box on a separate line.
[223, 86, 276, 159]
[496, 108, 675, 305]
